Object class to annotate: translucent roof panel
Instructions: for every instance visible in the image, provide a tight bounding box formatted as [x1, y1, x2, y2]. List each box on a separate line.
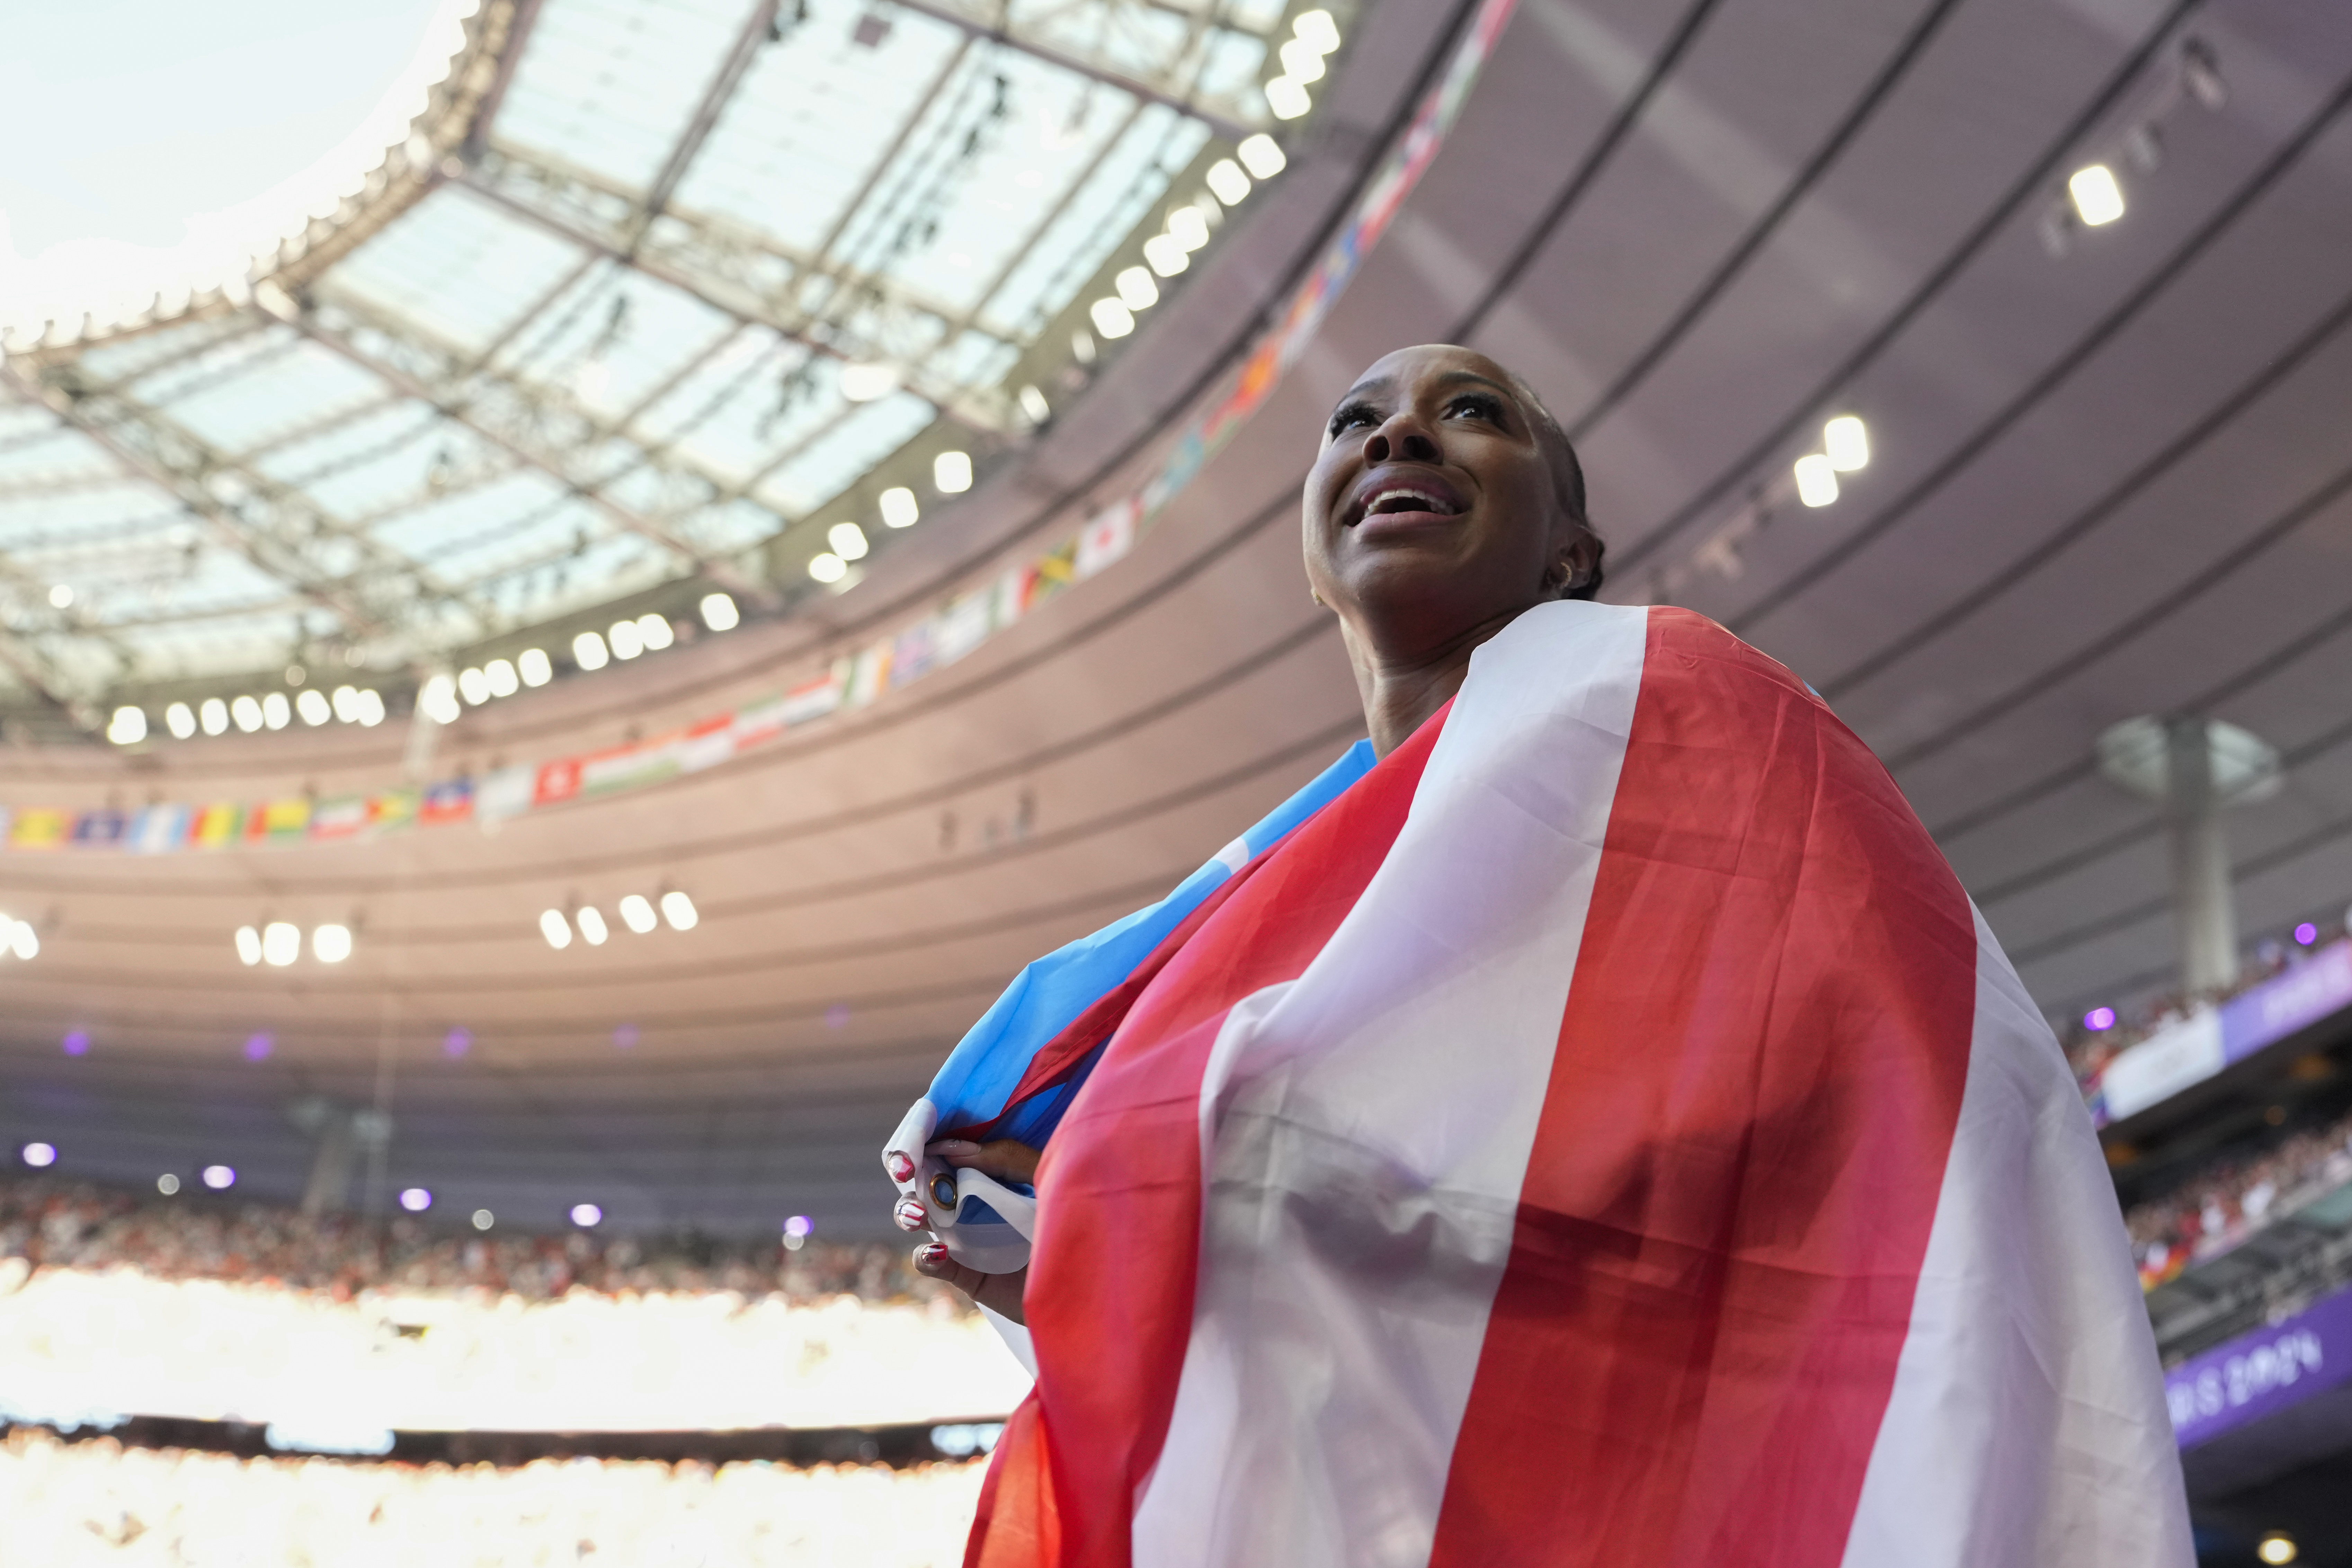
[328, 186, 593, 356]
[493, 0, 752, 194]
[149, 337, 391, 458]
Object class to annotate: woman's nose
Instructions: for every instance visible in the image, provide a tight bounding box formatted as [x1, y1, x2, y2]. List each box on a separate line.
[1363, 416, 1440, 465]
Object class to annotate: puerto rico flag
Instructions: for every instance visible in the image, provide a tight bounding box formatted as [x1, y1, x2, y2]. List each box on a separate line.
[886, 602, 2191, 1567]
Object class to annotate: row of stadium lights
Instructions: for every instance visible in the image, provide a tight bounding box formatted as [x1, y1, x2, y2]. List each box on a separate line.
[807, 470, 959, 586]
[14, 1142, 818, 1249]
[234, 921, 353, 967]
[103, 594, 747, 744]
[540, 890, 699, 949]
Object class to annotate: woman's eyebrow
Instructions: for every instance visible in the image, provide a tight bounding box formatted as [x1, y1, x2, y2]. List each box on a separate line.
[1431, 370, 1511, 397]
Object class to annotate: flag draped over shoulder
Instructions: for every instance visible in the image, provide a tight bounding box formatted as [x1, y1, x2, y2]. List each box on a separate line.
[895, 602, 2191, 1568]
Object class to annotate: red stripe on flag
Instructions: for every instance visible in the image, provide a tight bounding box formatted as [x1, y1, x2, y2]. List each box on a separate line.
[1428, 610, 1976, 1566]
[973, 708, 1447, 1567]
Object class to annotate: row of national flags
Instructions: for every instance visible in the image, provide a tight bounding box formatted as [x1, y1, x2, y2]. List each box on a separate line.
[4, 0, 1481, 861]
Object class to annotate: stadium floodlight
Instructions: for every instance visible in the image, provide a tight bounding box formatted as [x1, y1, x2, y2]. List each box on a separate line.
[232, 694, 265, 732]
[399, 1187, 432, 1213]
[1018, 385, 1051, 425]
[2068, 164, 2124, 226]
[2259, 1533, 2299, 1566]
[21, 1142, 55, 1168]
[472, 1208, 495, 1230]
[1205, 159, 1250, 205]
[1088, 297, 1135, 339]
[1237, 136, 1286, 182]
[1278, 38, 1327, 83]
[933, 450, 973, 494]
[355, 689, 385, 727]
[618, 894, 657, 935]
[107, 706, 146, 745]
[572, 631, 610, 672]
[828, 522, 870, 562]
[839, 362, 899, 402]
[484, 658, 519, 697]
[200, 698, 229, 735]
[457, 667, 490, 705]
[165, 702, 196, 738]
[312, 924, 353, 964]
[660, 890, 699, 932]
[5, 919, 36, 961]
[1265, 76, 1312, 120]
[698, 594, 739, 631]
[1292, 8, 1340, 53]
[1168, 204, 1211, 251]
[47, 584, 72, 609]
[539, 910, 572, 950]
[330, 685, 359, 722]
[235, 926, 262, 965]
[608, 619, 645, 660]
[157, 1174, 180, 1195]
[418, 675, 460, 724]
[1823, 415, 1870, 471]
[295, 689, 330, 725]
[1115, 266, 1158, 311]
[262, 693, 291, 730]
[808, 553, 848, 584]
[575, 906, 609, 946]
[1143, 234, 1188, 278]
[879, 487, 919, 529]
[518, 648, 554, 686]
[635, 613, 674, 652]
[570, 1203, 603, 1227]
[202, 1165, 235, 1190]
[1793, 453, 1839, 508]
[261, 922, 301, 967]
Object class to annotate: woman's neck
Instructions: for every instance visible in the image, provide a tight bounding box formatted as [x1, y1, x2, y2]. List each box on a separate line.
[1345, 604, 1524, 755]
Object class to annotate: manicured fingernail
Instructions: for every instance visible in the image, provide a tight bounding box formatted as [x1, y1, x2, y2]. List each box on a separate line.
[932, 1139, 979, 1155]
[885, 1152, 915, 1182]
[893, 1198, 927, 1231]
[915, 1243, 948, 1267]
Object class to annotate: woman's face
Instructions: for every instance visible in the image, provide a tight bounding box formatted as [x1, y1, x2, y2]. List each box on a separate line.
[1302, 345, 1587, 655]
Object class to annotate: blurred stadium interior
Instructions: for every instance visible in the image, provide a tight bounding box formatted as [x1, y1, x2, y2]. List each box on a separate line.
[3, 0, 2352, 1560]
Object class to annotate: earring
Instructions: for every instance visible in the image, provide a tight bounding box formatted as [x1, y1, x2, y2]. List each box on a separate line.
[1311, 588, 1325, 607]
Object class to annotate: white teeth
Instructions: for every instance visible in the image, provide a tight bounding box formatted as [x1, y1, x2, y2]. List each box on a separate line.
[1369, 488, 1452, 514]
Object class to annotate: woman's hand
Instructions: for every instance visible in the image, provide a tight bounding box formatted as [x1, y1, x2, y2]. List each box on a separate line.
[900, 1137, 1039, 1324]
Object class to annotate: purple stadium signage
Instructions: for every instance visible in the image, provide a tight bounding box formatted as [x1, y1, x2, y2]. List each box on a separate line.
[2165, 1282, 2352, 1448]
[2094, 940, 2352, 1125]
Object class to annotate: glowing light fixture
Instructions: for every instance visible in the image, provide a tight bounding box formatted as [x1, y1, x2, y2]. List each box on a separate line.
[1089, 297, 1135, 339]
[2259, 1534, 2298, 1566]
[21, 1142, 55, 1168]
[660, 890, 699, 931]
[1292, 8, 1340, 53]
[312, 924, 353, 963]
[539, 909, 572, 950]
[1793, 453, 1839, 508]
[698, 593, 739, 631]
[457, 667, 490, 705]
[1115, 266, 1158, 311]
[262, 692, 290, 730]
[518, 647, 554, 686]
[472, 1209, 495, 1230]
[1265, 76, 1312, 120]
[879, 487, 919, 529]
[1823, 415, 1870, 471]
[231, 695, 264, 732]
[635, 613, 674, 652]
[47, 585, 72, 609]
[202, 1165, 235, 1190]
[157, 1174, 180, 1195]
[235, 926, 262, 966]
[107, 706, 146, 745]
[809, 552, 848, 584]
[1143, 234, 1188, 277]
[296, 689, 331, 725]
[261, 921, 301, 967]
[2068, 164, 2124, 226]
[1168, 205, 1211, 251]
[165, 702, 196, 739]
[2296, 921, 2319, 945]
[572, 631, 610, 671]
[570, 1202, 603, 1227]
[1278, 37, 1327, 83]
[618, 894, 657, 934]
[1017, 385, 1050, 424]
[330, 685, 360, 722]
[200, 698, 229, 735]
[1205, 158, 1250, 206]
[934, 451, 973, 494]
[576, 906, 609, 946]
[607, 619, 644, 660]
[828, 522, 870, 561]
[484, 658, 519, 697]
[839, 362, 900, 402]
[418, 674, 461, 724]
[2083, 1006, 2117, 1031]
[399, 1187, 432, 1213]
[4, 919, 36, 960]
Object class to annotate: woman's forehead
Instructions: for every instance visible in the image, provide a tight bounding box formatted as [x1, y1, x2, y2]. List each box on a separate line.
[1340, 346, 1517, 406]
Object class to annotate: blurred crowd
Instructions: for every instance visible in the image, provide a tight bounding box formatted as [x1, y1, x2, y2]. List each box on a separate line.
[2123, 1102, 2352, 1290]
[0, 1178, 924, 1304]
[0, 1425, 984, 1567]
[2059, 919, 2348, 1091]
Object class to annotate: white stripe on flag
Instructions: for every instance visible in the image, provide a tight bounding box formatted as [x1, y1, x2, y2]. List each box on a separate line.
[1835, 904, 2193, 1567]
[1133, 602, 1650, 1567]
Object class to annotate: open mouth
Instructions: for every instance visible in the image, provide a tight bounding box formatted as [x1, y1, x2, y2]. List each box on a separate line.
[1347, 476, 1467, 526]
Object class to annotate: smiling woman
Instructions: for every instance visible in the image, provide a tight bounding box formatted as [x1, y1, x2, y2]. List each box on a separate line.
[882, 346, 2194, 1563]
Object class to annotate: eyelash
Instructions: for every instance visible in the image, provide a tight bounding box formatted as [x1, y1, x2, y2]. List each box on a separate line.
[1327, 394, 1503, 436]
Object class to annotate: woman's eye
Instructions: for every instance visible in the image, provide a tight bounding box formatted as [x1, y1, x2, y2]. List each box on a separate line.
[1329, 404, 1378, 435]
[1445, 395, 1503, 422]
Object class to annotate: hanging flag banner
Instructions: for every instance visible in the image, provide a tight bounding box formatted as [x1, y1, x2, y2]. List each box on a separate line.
[0, 0, 1520, 856]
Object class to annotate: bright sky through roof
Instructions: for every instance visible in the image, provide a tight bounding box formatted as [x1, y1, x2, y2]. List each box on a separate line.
[0, 0, 458, 333]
